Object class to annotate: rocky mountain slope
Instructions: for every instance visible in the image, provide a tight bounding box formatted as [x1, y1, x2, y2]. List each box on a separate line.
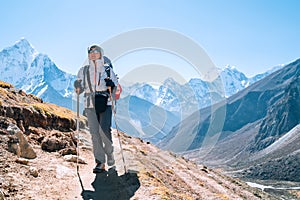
[0, 80, 280, 199]
[115, 95, 181, 144]
[159, 58, 300, 197]
[159, 58, 300, 153]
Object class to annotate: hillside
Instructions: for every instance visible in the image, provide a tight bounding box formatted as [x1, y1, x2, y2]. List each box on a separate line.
[159, 58, 300, 157]
[0, 80, 279, 199]
[158, 59, 300, 198]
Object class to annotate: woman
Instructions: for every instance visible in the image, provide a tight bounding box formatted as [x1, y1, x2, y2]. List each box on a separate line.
[74, 45, 118, 173]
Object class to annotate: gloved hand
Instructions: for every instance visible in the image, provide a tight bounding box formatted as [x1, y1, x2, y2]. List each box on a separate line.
[105, 78, 115, 87]
[74, 80, 84, 94]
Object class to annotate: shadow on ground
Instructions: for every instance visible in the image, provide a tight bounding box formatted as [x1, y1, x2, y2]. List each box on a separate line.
[81, 168, 140, 200]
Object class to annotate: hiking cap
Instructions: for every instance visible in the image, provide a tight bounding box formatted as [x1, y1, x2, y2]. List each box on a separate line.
[88, 45, 104, 55]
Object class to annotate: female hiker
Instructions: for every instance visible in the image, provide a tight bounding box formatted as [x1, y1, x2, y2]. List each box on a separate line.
[74, 45, 118, 173]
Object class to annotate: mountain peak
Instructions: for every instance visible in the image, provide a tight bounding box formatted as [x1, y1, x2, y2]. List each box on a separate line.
[225, 64, 236, 70]
[13, 38, 36, 54]
[163, 77, 178, 85]
[224, 65, 243, 74]
[0, 37, 38, 63]
[15, 37, 32, 47]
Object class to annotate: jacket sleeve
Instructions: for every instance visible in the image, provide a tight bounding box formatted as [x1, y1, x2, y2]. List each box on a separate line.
[77, 67, 84, 81]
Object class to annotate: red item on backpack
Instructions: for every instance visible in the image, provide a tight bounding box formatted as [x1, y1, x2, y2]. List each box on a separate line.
[115, 84, 122, 100]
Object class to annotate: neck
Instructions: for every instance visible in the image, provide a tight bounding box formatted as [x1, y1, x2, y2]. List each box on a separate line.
[89, 59, 103, 67]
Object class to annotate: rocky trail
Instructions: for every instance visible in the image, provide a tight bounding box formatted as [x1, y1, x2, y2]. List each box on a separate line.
[0, 127, 279, 200]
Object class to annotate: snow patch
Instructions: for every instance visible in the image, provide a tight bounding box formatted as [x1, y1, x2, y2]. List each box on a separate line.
[36, 85, 48, 97]
[256, 125, 300, 157]
[246, 182, 274, 191]
[129, 119, 146, 136]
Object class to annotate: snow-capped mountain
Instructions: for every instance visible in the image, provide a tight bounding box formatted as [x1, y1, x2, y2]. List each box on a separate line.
[0, 38, 283, 114]
[0, 38, 285, 144]
[0, 38, 76, 109]
[122, 65, 283, 118]
[122, 82, 158, 104]
[220, 65, 249, 97]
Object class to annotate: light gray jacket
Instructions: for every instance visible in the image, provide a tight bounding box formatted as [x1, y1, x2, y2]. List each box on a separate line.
[76, 59, 118, 108]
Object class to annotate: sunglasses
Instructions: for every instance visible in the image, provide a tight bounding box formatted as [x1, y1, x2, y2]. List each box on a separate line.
[88, 49, 100, 54]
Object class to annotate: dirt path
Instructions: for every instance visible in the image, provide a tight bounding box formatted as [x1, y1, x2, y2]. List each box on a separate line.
[0, 129, 278, 200]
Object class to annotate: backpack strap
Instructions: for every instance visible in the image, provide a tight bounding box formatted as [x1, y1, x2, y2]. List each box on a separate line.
[105, 65, 111, 79]
[103, 56, 113, 69]
[84, 65, 94, 93]
[83, 65, 89, 90]
[84, 65, 98, 109]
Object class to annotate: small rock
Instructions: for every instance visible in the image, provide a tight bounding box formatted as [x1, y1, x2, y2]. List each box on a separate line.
[59, 147, 77, 156]
[63, 155, 87, 164]
[8, 141, 21, 157]
[81, 146, 93, 151]
[0, 189, 5, 200]
[15, 158, 29, 165]
[29, 167, 38, 178]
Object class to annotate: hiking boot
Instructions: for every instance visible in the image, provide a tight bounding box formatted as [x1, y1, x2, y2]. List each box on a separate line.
[93, 163, 105, 173]
[107, 154, 115, 166]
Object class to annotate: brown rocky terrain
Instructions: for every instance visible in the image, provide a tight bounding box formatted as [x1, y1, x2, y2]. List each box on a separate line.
[0, 80, 280, 200]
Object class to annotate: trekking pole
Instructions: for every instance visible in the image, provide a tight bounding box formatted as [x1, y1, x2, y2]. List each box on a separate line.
[108, 87, 128, 174]
[76, 92, 84, 191]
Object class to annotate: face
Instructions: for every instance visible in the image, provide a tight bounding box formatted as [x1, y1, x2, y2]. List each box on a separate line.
[88, 48, 101, 61]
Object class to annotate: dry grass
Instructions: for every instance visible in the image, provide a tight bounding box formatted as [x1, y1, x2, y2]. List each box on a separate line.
[27, 93, 42, 102]
[150, 186, 171, 199]
[144, 171, 164, 184]
[139, 149, 147, 156]
[30, 103, 76, 120]
[177, 193, 195, 200]
[138, 169, 197, 200]
[0, 81, 76, 121]
[0, 80, 13, 89]
[215, 193, 230, 200]
[0, 88, 8, 98]
[165, 168, 174, 174]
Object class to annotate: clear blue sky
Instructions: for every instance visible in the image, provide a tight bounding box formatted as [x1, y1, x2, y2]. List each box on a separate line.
[1, 0, 300, 78]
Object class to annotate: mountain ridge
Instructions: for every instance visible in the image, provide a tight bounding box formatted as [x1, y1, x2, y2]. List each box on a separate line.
[160, 58, 300, 190]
